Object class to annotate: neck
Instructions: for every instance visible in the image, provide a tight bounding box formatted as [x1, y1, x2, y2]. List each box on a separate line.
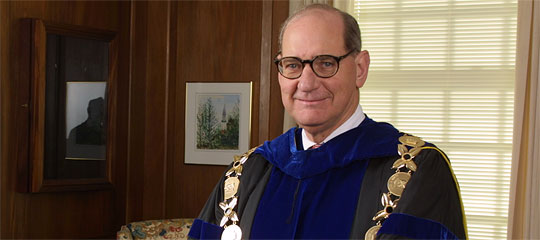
[303, 126, 336, 144]
[302, 110, 356, 143]
[301, 101, 362, 144]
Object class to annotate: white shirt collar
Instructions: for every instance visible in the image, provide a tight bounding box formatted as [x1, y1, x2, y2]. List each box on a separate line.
[302, 104, 365, 150]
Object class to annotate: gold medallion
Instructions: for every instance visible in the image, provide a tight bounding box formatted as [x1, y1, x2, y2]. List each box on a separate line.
[224, 177, 240, 200]
[221, 224, 242, 240]
[387, 172, 411, 196]
[365, 225, 381, 240]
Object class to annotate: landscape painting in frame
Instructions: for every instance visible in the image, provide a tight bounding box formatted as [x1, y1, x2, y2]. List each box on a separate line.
[185, 82, 251, 165]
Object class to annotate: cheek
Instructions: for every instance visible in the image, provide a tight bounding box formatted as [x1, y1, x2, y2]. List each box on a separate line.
[278, 78, 297, 96]
[322, 78, 357, 101]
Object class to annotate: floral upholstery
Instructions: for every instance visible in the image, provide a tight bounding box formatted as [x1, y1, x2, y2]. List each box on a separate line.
[117, 218, 194, 240]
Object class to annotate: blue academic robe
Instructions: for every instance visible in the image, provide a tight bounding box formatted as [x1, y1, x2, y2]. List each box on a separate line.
[189, 117, 466, 239]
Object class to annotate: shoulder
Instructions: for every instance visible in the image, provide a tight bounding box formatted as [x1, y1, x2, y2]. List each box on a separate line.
[358, 134, 465, 239]
[392, 135, 466, 238]
[395, 134, 451, 169]
[364, 133, 451, 172]
[224, 146, 274, 191]
[239, 152, 274, 185]
[231, 146, 273, 175]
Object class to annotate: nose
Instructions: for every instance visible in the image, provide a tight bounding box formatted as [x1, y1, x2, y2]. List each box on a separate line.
[297, 64, 320, 92]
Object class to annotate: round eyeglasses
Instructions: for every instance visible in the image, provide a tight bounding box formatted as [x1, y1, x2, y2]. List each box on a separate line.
[274, 49, 357, 79]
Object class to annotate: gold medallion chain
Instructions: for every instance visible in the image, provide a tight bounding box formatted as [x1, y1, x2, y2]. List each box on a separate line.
[364, 134, 425, 240]
[219, 147, 258, 240]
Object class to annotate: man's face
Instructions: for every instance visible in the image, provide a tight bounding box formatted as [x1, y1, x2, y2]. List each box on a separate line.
[279, 10, 369, 137]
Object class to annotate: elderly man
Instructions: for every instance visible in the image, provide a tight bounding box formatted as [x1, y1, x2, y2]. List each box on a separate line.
[189, 4, 466, 240]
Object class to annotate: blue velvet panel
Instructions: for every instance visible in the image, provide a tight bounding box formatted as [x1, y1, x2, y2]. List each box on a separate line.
[250, 160, 369, 239]
[254, 116, 401, 180]
[379, 213, 458, 240]
[249, 116, 402, 239]
[188, 219, 222, 239]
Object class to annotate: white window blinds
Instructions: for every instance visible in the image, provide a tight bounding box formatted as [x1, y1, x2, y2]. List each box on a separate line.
[350, 1, 517, 239]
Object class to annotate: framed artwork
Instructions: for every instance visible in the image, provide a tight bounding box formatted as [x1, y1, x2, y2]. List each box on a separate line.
[185, 82, 252, 165]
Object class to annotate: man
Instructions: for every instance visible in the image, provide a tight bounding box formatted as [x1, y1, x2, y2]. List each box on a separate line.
[189, 4, 466, 240]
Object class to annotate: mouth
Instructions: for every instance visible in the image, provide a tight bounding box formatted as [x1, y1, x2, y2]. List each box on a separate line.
[298, 99, 323, 102]
[295, 98, 328, 105]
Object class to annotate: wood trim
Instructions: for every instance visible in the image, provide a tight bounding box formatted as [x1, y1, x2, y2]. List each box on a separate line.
[268, 0, 288, 139]
[40, 21, 116, 41]
[16, 18, 33, 192]
[162, 0, 172, 219]
[125, 0, 148, 222]
[165, 0, 179, 219]
[258, 0, 273, 144]
[107, 24, 119, 186]
[29, 19, 47, 192]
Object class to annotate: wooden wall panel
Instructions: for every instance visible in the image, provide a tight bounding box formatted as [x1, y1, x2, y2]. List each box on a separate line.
[1, 0, 288, 237]
[173, 0, 264, 218]
[1, 1, 130, 238]
[168, 0, 287, 218]
[126, 0, 172, 222]
[165, 0, 179, 220]
[268, 0, 289, 140]
[259, 0, 273, 143]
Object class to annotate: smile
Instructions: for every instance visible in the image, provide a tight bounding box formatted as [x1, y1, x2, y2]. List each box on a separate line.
[295, 98, 328, 105]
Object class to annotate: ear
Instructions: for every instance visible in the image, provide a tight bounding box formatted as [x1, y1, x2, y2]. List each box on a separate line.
[354, 50, 370, 88]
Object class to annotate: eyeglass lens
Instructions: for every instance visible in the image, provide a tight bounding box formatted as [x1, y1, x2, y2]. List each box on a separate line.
[278, 55, 339, 79]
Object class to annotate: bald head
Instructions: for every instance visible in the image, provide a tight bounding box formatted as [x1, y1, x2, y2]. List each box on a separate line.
[278, 4, 362, 53]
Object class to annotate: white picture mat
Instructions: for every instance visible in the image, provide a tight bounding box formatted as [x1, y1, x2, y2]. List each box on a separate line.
[185, 82, 252, 165]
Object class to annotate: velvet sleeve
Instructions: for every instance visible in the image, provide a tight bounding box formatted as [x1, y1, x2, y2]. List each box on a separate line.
[378, 148, 467, 239]
[351, 147, 466, 239]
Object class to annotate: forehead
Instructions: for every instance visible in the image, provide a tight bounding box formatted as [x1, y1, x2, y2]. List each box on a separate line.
[282, 9, 345, 57]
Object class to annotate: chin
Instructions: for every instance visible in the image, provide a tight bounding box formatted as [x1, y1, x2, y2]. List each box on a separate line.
[295, 118, 325, 129]
[291, 110, 326, 124]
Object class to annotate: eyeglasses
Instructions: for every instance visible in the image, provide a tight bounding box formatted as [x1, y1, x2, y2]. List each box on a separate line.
[274, 49, 357, 79]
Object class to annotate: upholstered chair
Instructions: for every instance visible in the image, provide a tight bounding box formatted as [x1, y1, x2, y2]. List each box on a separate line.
[117, 218, 194, 240]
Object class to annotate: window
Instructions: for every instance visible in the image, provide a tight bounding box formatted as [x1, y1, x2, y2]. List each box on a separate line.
[350, 1, 517, 239]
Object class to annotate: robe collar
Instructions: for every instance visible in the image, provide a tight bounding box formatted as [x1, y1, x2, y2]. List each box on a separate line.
[254, 116, 401, 179]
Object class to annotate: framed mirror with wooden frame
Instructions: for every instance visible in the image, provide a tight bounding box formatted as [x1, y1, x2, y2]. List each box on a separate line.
[18, 18, 118, 193]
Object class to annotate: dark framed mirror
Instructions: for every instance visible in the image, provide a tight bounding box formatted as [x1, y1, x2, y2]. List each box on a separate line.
[18, 19, 117, 192]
